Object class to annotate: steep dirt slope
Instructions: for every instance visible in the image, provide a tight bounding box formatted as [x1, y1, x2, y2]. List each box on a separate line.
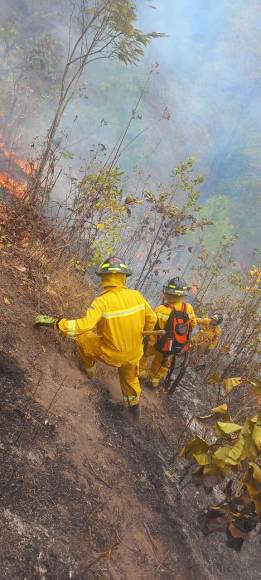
[0, 229, 260, 579]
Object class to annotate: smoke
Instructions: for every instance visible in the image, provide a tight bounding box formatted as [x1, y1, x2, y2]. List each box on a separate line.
[138, 0, 261, 263]
[0, 0, 260, 264]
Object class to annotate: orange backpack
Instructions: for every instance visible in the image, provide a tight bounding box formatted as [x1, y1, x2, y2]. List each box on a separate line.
[155, 303, 192, 355]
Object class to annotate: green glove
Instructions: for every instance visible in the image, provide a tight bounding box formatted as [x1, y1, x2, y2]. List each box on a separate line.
[34, 314, 58, 327]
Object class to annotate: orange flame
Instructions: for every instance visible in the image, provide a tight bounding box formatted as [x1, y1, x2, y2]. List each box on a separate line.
[4, 149, 15, 160]
[0, 128, 35, 197]
[15, 158, 35, 176]
[0, 172, 27, 198]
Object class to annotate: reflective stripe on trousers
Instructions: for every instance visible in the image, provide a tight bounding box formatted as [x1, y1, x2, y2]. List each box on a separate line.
[123, 394, 140, 406]
[118, 363, 141, 407]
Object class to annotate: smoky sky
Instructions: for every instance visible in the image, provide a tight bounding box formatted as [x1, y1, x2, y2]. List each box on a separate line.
[69, 0, 260, 197]
[138, 0, 261, 185]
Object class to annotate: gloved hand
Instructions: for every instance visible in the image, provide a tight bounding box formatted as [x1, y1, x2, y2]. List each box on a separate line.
[34, 314, 58, 328]
[210, 314, 223, 326]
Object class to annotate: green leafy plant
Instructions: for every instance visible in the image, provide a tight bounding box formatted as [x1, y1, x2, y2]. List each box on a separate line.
[118, 157, 211, 293]
[181, 379, 261, 550]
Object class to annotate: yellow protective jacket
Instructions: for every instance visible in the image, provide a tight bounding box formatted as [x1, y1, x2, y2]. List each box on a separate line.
[58, 274, 157, 367]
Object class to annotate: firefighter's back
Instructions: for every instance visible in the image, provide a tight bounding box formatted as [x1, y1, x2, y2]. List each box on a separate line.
[97, 286, 148, 363]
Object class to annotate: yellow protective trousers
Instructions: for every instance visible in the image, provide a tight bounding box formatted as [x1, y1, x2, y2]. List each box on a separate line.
[139, 345, 171, 387]
[76, 332, 141, 406]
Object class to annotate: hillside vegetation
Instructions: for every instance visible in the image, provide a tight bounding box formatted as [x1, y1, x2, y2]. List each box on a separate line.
[0, 1, 260, 578]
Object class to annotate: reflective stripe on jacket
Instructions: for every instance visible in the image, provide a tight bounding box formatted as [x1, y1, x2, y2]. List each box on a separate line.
[58, 279, 157, 366]
[155, 301, 198, 330]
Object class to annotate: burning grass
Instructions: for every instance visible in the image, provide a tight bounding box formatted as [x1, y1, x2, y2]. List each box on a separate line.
[0, 172, 27, 199]
[0, 132, 36, 199]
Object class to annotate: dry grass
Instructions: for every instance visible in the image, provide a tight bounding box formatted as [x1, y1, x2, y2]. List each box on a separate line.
[29, 239, 93, 317]
[1, 199, 94, 320]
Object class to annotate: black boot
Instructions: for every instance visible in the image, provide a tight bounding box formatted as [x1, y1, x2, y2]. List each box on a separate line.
[129, 404, 140, 419]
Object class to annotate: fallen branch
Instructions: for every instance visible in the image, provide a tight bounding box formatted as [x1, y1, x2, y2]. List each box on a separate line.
[85, 459, 113, 489]
[144, 522, 158, 559]
[159, 426, 169, 447]
[115, 530, 136, 554]
[144, 522, 176, 574]
[172, 415, 195, 459]
[85, 542, 119, 572]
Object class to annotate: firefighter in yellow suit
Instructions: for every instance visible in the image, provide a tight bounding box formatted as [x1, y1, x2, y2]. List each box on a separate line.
[35, 257, 157, 417]
[139, 277, 211, 387]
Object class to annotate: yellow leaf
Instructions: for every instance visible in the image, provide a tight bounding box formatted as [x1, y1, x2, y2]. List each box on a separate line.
[216, 421, 242, 436]
[241, 419, 251, 435]
[213, 440, 244, 467]
[207, 372, 222, 384]
[96, 223, 105, 231]
[4, 296, 11, 305]
[211, 404, 228, 415]
[213, 446, 232, 462]
[224, 377, 242, 393]
[225, 435, 245, 465]
[198, 414, 214, 420]
[249, 463, 261, 483]
[250, 415, 259, 423]
[193, 452, 212, 466]
[252, 424, 261, 451]
[241, 434, 258, 461]
[180, 436, 209, 458]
